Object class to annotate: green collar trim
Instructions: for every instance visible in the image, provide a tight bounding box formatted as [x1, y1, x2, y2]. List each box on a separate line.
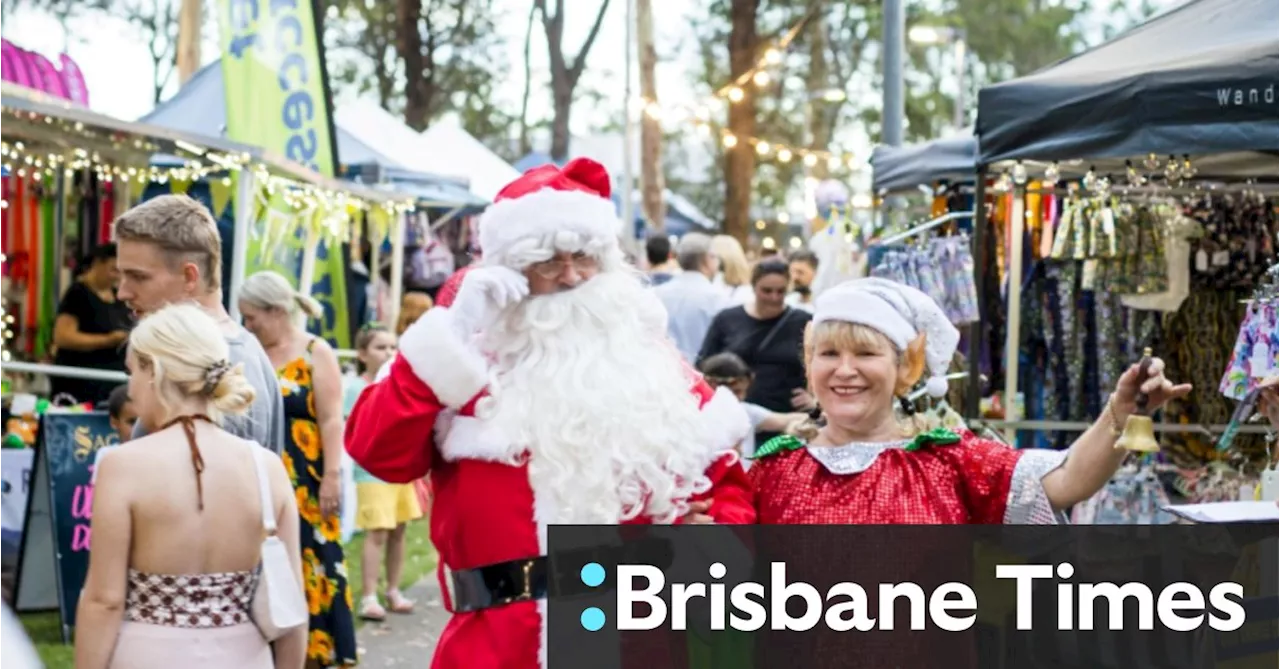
[752, 428, 962, 460]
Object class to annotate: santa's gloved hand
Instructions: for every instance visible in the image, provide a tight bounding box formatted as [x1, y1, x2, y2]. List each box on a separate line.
[448, 265, 529, 336]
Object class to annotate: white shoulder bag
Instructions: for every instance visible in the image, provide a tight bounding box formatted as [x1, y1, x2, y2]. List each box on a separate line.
[249, 446, 309, 641]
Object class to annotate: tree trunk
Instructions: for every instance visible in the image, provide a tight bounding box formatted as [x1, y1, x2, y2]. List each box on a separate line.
[636, 0, 663, 230]
[724, 0, 758, 246]
[806, 0, 830, 181]
[398, 0, 430, 130]
[176, 0, 201, 84]
[518, 0, 536, 157]
[540, 0, 611, 163]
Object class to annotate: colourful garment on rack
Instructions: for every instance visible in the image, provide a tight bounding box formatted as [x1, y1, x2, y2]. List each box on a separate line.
[1187, 194, 1277, 290]
[1070, 464, 1175, 525]
[1219, 301, 1278, 401]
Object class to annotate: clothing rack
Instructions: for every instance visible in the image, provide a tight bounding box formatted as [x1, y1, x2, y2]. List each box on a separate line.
[878, 211, 973, 245]
[969, 419, 1275, 436]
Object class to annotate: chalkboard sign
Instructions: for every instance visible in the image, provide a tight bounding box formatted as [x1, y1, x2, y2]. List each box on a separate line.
[13, 410, 118, 642]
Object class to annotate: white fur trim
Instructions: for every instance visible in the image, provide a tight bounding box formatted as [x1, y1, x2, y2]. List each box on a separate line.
[700, 385, 753, 462]
[438, 415, 523, 463]
[397, 308, 488, 408]
[479, 188, 621, 264]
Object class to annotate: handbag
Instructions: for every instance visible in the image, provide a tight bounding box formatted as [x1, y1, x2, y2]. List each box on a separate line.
[249, 446, 309, 641]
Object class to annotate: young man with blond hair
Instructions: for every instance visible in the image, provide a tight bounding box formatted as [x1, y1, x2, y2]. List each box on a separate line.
[113, 194, 285, 452]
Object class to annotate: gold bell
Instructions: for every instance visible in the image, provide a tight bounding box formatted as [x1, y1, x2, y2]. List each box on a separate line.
[1115, 347, 1161, 453]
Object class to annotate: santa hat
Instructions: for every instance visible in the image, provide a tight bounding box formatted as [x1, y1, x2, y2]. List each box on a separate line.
[478, 158, 622, 267]
[812, 278, 960, 398]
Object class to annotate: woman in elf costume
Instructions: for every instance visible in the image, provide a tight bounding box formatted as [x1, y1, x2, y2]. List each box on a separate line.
[751, 277, 1191, 524]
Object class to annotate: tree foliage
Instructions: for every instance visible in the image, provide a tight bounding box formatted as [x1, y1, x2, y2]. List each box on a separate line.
[322, 0, 513, 153]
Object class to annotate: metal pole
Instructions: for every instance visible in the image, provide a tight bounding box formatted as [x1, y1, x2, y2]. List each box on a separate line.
[1002, 191, 1025, 445]
[966, 166, 986, 420]
[621, 0, 637, 245]
[229, 171, 256, 322]
[954, 37, 967, 130]
[881, 0, 905, 147]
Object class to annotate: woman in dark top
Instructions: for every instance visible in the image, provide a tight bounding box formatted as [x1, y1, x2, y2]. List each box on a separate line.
[698, 259, 815, 445]
[52, 244, 134, 405]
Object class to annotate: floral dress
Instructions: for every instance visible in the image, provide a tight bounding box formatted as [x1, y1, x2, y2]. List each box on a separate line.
[278, 339, 358, 666]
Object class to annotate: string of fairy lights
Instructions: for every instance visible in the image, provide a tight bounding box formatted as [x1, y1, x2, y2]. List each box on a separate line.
[635, 5, 863, 171]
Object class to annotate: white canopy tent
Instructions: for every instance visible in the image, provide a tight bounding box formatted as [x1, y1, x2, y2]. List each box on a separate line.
[335, 100, 520, 202]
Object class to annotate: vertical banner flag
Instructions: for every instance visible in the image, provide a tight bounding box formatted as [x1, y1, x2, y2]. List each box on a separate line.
[216, 0, 351, 348]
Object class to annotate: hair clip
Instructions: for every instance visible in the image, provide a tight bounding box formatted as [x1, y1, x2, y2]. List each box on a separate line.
[202, 359, 232, 396]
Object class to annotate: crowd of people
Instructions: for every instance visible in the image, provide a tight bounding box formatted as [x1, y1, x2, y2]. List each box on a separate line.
[17, 157, 1269, 669]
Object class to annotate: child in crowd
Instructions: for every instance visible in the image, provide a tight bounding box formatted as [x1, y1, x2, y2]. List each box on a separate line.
[106, 385, 137, 443]
[343, 323, 423, 621]
[699, 352, 810, 468]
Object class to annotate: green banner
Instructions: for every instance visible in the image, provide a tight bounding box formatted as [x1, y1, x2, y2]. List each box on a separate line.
[217, 0, 351, 348]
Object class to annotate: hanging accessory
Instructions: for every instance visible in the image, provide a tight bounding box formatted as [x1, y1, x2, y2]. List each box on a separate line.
[248, 445, 309, 641]
[1114, 348, 1162, 453]
[898, 395, 916, 417]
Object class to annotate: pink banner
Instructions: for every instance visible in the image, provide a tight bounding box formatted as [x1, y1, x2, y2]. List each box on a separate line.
[1, 40, 90, 106]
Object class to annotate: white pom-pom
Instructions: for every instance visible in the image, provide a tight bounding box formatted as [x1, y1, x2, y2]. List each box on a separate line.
[925, 376, 949, 398]
[474, 396, 497, 419]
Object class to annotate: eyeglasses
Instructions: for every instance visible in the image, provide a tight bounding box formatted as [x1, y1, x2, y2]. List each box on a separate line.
[529, 254, 599, 279]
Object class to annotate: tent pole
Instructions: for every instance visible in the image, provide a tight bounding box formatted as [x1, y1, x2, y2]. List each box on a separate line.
[621, 0, 637, 247]
[966, 166, 986, 420]
[229, 171, 256, 322]
[1002, 188, 1025, 445]
[369, 220, 382, 323]
[388, 211, 407, 331]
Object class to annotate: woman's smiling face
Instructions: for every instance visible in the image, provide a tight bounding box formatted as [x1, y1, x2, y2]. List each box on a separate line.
[807, 322, 913, 431]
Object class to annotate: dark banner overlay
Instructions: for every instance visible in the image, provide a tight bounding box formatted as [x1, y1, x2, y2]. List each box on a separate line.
[546, 525, 1278, 669]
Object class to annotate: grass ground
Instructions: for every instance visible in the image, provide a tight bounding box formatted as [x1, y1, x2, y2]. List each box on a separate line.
[19, 518, 436, 669]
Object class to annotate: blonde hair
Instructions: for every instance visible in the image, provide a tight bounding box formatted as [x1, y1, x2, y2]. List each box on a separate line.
[130, 303, 256, 422]
[710, 235, 750, 287]
[800, 320, 941, 438]
[113, 195, 223, 290]
[239, 271, 324, 320]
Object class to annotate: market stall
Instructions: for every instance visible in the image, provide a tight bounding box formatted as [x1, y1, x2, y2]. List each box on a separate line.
[870, 132, 978, 196]
[967, 0, 1279, 510]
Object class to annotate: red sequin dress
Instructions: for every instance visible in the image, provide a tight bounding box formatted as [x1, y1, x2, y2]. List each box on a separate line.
[751, 428, 1066, 525]
[747, 428, 1068, 669]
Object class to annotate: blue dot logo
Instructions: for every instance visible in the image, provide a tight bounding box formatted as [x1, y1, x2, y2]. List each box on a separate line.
[580, 607, 606, 631]
[580, 562, 606, 587]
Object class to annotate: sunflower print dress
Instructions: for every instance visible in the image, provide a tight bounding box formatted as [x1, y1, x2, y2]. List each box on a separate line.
[278, 339, 358, 666]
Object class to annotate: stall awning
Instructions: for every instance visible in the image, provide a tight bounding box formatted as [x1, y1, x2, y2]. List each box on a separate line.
[870, 133, 977, 194]
[1, 82, 406, 205]
[976, 0, 1278, 176]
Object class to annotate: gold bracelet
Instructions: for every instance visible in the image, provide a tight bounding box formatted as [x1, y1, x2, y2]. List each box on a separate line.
[1106, 394, 1125, 438]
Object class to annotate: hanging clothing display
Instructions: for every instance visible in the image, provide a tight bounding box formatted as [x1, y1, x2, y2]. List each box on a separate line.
[869, 236, 980, 325]
[1220, 300, 1279, 401]
[1187, 193, 1277, 291]
[1121, 211, 1203, 312]
[1070, 462, 1176, 525]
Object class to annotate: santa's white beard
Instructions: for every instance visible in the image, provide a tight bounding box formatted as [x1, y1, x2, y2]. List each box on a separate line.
[481, 269, 713, 525]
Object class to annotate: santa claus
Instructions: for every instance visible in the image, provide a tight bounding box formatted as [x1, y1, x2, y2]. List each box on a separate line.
[344, 158, 754, 669]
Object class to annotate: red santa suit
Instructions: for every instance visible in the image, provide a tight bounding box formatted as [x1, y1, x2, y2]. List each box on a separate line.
[345, 158, 754, 669]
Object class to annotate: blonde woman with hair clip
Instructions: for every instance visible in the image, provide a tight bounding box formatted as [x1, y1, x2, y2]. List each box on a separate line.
[74, 303, 305, 669]
[750, 277, 1192, 526]
[239, 271, 357, 668]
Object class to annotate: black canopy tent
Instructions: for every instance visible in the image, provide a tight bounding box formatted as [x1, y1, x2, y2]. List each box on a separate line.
[976, 0, 1278, 177]
[870, 133, 978, 194]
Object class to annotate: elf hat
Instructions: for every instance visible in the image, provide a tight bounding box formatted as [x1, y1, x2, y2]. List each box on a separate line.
[479, 158, 622, 267]
[812, 277, 960, 398]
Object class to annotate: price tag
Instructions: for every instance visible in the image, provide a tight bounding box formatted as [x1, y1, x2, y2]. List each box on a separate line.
[1212, 250, 1231, 266]
[1239, 483, 1257, 502]
[1195, 249, 1209, 272]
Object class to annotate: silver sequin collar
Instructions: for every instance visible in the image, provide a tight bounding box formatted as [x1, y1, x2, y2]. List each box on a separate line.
[806, 439, 913, 475]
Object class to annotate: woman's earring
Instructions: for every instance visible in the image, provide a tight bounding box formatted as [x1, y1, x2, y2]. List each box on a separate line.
[898, 395, 916, 417]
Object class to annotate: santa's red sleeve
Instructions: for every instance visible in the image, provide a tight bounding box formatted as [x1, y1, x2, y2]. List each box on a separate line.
[685, 375, 757, 524]
[344, 307, 488, 483]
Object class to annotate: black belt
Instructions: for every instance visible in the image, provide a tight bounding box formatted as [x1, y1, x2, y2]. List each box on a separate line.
[450, 538, 674, 613]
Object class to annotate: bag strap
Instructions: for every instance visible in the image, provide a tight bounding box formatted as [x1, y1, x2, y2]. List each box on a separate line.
[251, 446, 276, 536]
[754, 307, 795, 358]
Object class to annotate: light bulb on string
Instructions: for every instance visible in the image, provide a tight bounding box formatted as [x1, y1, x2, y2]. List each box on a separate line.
[776, 148, 793, 163]
[764, 47, 783, 65]
[803, 153, 818, 168]
[756, 141, 771, 156]
[1179, 155, 1197, 180]
[1044, 163, 1061, 183]
[755, 220, 767, 230]
[777, 211, 790, 224]
[752, 71, 770, 87]
[722, 134, 738, 148]
[1143, 152, 1161, 172]
[727, 87, 745, 103]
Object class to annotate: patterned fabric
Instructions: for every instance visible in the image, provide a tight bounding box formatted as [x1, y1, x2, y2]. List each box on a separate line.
[751, 429, 1064, 524]
[866, 237, 980, 326]
[124, 569, 254, 628]
[1220, 301, 1279, 400]
[278, 340, 358, 666]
